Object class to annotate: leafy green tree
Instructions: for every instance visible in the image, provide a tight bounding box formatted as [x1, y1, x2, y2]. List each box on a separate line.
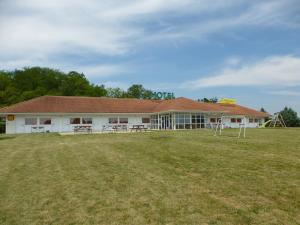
[106, 87, 125, 98]
[260, 107, 267, 113]
[0, 67, 161, 107]
[60, 71, 90, 96]
[126, 84, 154, 99]
[126, 84, 144, 98]
[88, 85, 107, 97]
[280, 107, 300, 127]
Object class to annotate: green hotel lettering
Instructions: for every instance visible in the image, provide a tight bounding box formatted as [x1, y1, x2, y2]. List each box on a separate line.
[153, 92, 175, 100]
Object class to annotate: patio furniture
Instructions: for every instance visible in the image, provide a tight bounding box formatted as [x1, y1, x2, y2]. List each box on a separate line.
[73, 125, 92, 133]
[31, 126, 45, 133]
[130, 125, 148, 132]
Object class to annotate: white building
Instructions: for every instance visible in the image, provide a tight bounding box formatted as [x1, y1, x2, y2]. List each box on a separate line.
[0, 96, 267, 134]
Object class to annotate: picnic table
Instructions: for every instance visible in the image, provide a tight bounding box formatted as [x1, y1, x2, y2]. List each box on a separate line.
[102, 124, 128, 132]
[31, 126, 45, 133]
[130, 125, 148, 132]
[73, 125, 92, 133]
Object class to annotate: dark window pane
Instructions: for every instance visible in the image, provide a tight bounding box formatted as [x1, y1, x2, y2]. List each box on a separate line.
[237, 118, 242, 123]
[70, 118, 80, 124]
[82, 118, 92, 124]
[109, 118, 118, 124]
[40, 118, 51, 125]
[119, 118, 128, 124]
[231, 118, 236, 123]
[142, 118, 150, 123]
[185, 124, 190, 129]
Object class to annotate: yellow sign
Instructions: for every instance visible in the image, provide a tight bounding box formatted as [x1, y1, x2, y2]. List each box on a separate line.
[7, 115, 15, 121]
[218, 98, 236, 104]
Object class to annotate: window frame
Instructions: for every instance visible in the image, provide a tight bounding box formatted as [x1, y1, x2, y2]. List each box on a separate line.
[70, 118, 81, 125]
[40, 118, 52, 125]
[108, 118, 118, 124]
[25, 118, 37, 125]
[142, 117, 150, 123]
[119, 118, 128, 124]
[82, 118, 93, 124]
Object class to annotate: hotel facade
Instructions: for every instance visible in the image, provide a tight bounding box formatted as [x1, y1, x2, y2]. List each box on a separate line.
[0, 96, 267, 134]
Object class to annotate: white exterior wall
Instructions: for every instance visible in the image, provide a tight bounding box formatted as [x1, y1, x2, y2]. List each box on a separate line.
[208, 116, 264, 129]
[6, 114, 152, 134]
[5, 113, 265, 134]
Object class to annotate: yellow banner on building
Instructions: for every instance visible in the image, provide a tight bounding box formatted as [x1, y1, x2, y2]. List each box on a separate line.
[218, 98, 236, 104]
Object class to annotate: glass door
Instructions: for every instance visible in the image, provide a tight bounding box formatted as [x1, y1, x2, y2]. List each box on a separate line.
[160, 115, 171, 130]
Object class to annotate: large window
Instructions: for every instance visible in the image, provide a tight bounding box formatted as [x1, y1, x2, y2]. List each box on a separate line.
[175, 113, 206, 129]
[82, 118, 92, 124]
[150, 115, 159, 129]
[40, 118, 51, 125]
[231, 118, 242, 123]
[70, 118, 81, 124]
[142, 117, 150, 123]
[25, 118, 37, 125]
[108, 118, 118, 124]
[119, 118, 128, 124]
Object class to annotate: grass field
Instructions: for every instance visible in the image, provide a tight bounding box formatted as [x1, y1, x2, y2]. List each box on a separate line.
[0, 129, 299, 225]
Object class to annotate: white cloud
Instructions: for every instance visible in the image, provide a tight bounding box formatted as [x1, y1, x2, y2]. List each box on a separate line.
[182, 55, 300, 89]
[0, 0, 299, 71]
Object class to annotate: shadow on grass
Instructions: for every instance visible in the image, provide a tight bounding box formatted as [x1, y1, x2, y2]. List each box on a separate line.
[0, 136, 16, 141]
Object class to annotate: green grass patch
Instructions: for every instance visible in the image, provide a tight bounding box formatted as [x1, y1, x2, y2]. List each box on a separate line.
[0, 129, 299, 224]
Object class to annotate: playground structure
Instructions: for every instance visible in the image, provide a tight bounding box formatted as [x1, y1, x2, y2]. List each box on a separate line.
[213, 116, 247, 138]
[260, 113, 286, 128]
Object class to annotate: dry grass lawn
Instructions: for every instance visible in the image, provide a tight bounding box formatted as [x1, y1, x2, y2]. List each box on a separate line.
[0, 128, 299, 224]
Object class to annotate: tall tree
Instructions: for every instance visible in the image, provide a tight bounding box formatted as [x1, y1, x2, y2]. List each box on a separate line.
[260, 107, 267, 113]
[126, 84, 153, 99]
[60, 71, 90, 96]
[280, 107, 300, 127]
[106, 87, 126, 98]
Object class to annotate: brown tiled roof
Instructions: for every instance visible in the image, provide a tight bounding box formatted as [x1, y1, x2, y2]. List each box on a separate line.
[0, 96, 268, 117]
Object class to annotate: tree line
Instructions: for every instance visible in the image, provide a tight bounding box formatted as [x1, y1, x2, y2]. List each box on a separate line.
[0, 67, 166, 108]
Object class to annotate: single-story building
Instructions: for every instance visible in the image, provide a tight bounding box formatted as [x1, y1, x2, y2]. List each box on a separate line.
[0, 96, 268, 134]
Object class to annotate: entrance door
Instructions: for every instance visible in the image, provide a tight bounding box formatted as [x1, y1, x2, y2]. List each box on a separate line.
[160, 115, 170, 130]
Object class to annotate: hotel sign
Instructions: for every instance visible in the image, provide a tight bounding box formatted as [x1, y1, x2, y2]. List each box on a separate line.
[153, 92, 175, 100]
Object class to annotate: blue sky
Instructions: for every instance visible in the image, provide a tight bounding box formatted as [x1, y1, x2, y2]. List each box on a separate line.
[1, 0, 300, 113]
